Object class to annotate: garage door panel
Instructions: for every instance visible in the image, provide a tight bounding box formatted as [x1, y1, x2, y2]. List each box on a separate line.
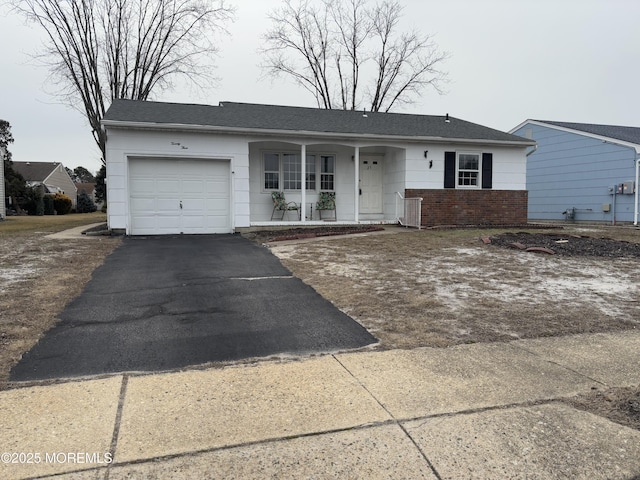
[182, 199, 205, 213]
[130, 179, 157, 195]
[129, 158, 231, 235]
[182, 179, 206, 195]
[155, 198, 180, 211]
[156, 179, 181, 194]
[130, 197, 158, 211]
[206, 198, 229, 212]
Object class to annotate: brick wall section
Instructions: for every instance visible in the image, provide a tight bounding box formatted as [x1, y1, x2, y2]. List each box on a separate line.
[405, 189, 528, 227]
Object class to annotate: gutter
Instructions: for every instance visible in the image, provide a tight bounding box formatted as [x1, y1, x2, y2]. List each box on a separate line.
[100, 119, 537, 148]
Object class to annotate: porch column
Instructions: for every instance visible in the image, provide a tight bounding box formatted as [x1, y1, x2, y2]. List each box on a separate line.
[300, 144, 306, 222]
[354, 146, 360, 222]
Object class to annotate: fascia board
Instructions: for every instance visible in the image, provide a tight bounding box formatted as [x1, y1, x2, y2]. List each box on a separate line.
[512, 120, 640, 153]
[101, 120, 536, 148]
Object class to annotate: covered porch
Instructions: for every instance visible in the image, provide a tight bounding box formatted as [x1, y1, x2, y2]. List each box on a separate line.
[248, 140, 406, 226]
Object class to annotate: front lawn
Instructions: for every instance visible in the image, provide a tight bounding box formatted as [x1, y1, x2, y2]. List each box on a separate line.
[0, 212, 106, 236]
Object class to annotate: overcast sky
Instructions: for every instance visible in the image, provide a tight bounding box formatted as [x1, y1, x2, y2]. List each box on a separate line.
[1, 0, 639, 175]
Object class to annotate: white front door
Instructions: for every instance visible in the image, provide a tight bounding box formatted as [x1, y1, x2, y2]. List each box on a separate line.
[129, 158, 231, 235]
[359, 156, 383, 214]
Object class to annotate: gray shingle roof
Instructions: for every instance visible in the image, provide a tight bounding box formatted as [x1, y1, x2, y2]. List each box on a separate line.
[12, 162, 59, 182]
[536, 120, 640, 145]
[103, 99, 532, 144]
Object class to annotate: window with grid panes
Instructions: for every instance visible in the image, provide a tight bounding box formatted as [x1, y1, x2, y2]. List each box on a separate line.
[320, 155, 335, 190]
[264, 153, 280, 189]
[306, 155, 316, 190]
[457, 153, 479, 187]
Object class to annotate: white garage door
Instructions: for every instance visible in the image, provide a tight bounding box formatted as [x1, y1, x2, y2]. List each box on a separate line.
[129, 158, 231, 235]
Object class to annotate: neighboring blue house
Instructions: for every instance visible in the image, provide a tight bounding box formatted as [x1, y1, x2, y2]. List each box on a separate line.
[510, 120, 640, 224]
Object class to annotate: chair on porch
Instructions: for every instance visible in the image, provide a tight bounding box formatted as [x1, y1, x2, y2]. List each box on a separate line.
[271, 191, 301, 220]
[316, 191, 336, 220]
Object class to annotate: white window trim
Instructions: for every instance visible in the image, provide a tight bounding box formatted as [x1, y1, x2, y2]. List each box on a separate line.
[261, 150, 336, 193]
[456, 152, 482, 189]
[319, 154, 336, 192]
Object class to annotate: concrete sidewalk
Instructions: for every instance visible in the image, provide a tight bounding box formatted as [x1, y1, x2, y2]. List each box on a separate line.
[45, 223, 108, 240]
[1, 331, 639, 479]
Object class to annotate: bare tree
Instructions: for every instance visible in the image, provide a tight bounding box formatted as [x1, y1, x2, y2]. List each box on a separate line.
[12, 0, 235, 163]
[261, 0, 448, 112]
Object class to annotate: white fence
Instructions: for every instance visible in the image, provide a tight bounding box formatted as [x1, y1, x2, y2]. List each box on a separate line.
[395, 192, 423, 229]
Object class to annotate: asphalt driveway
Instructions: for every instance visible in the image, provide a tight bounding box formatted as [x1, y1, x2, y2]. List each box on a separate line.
[10, 235, 376, 381]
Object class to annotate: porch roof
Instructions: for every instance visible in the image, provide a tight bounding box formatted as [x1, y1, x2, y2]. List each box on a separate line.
[103, 99, 535, 146]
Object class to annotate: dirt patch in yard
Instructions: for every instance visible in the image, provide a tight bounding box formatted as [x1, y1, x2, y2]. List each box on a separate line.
[0, 227, 121, 390]
[562, 386, 640, 432]
[268, 227, 640, 349]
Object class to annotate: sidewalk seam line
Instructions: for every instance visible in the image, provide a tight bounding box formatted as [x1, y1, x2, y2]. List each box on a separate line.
[331, 354, 444, 480]
[46, 398, 576, 474]
[105, 374, 129, 480]
[511, 343, 608, 386]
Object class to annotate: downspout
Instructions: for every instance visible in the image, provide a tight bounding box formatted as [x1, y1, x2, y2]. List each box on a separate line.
[635, 153, 639, 226]
[354, 146, 360, 222]
[300, 144, 306, 222]
[600, 140, 639, 226]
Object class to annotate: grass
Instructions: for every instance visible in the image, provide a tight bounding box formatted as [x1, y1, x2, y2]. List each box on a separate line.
[0, 212, 106, 236]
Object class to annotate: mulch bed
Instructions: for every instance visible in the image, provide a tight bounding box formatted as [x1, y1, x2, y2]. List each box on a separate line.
[486, 232, 640, 257]
[242, 225, 385, 243]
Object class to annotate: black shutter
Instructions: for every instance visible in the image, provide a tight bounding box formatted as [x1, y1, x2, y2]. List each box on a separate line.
[482, 153, 493, 189]
[444, 151, 456, 188]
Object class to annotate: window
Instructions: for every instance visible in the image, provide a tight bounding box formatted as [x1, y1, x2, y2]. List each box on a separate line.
[283, 154, 301, 189]
[444, 151, 492, 189]
[306, 155, 316, 190]
[263, 152, 334, 191]
[457, 153, 479, 187]
[320, 155, 335, 190]
[264, 153, 279, 190]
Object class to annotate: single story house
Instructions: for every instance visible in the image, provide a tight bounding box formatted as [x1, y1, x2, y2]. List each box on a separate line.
[102, 99, 535, 235]
[12, 161, 77, 207]
[510, 120, 640, 224]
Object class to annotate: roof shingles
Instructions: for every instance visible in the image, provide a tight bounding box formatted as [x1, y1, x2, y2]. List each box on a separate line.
[12, 162, 60, 182]
[536, 120, 640, 145]
[103, 99, 532, 144]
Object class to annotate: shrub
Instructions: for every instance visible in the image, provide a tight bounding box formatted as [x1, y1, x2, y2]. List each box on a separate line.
[52, 193, 73, 215]
[43, 195, 55, 215]
[22, 186, 44, 216]
[77, 191, 97, 213]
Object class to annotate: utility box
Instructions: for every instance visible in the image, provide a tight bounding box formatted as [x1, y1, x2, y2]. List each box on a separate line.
[622, 181, 635, 194]
[602, 203, 611, 212]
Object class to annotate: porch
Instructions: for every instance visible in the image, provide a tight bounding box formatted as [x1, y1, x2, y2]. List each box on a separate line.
[247, 141, 406, 226]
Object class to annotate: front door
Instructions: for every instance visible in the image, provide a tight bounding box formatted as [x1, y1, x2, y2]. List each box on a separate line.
[359, 156, 383, 214]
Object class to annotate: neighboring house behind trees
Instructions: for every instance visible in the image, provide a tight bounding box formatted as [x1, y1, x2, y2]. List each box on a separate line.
[75, 182, 97, 203]
[510, 120, 640, 224]
[12, 161, 77, 208]
[102, 99, 535, 235]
